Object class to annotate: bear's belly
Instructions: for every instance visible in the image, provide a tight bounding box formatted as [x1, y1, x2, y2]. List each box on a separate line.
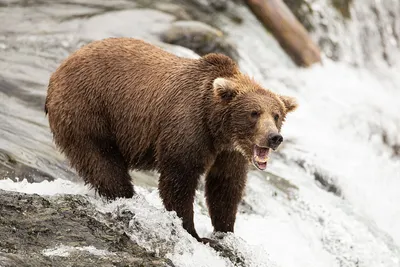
[126, 145, 157, 171]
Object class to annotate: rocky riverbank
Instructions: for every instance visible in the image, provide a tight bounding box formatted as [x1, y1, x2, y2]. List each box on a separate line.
[0, 189, 173, 267]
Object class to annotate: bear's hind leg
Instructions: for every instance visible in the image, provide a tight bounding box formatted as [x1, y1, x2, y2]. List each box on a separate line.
[205, 150, 248, 233]
[63, 138, 134, 200]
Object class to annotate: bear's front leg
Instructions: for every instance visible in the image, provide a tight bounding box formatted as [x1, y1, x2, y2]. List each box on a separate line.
[205, 150, 248, 233]
[158, 167, 202, 241]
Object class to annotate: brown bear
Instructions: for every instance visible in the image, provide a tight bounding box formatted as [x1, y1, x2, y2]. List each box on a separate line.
[45, 37, 297, 243]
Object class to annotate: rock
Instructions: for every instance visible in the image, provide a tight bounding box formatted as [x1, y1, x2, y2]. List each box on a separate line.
[207, 234, 247, 267]
[283, 0, 352, 28]
[160, 20, 239, 61]
[331, 0, 353, 19]
[263, 171, 299, 199]
[179, 0, 228, 14]
[182, 0, 243, 24]
[207, 0, 229, 11]
[281, 0, 342, 61]
[381, 130, 400, 158]
[282, 0, 352, 62]
[0, 190, 173, 267]
[294, 159, 342, 197]
[0, 149, 55, 183]
[136, 0, 243, 26]
[152, 3, 192, 20]
[0, 78, 45, 112]
[282, 0, 315, 32]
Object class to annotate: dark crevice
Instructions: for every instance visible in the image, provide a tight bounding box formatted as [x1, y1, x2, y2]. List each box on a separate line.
[295, 159, 342, 197]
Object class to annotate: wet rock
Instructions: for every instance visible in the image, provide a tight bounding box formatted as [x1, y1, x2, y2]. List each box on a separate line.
[0, 78, 45, 112]
[283, 0, 352, 30]
[0, 189, 173, 267]
[238, 169, 299, 216]
[282, 0, 315, 32]
[205, 232, 279, 267]
[0, 149, 55, 183]
[180, 0, 229, 15]
[136, 0, 242, 25]
[331, 0, 353, 19]
[152, 3, 192, 20]
[160, 20, 239, 61]
[273, 151, 341, 197]
[317, 37, 341, 61]
[206, 0, 229, 12]
[263, 171, 299, 199]
[381, 130, 400, 158]
[246, 167, 299, 199]
[282, 0, 343, 61]
[238, 200, 255, 214]
[295, 159, 342, 197]
[313, 171, 342, 196]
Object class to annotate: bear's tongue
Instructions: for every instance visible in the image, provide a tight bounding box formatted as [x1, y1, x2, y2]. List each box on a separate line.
[252, 145, 270, 171]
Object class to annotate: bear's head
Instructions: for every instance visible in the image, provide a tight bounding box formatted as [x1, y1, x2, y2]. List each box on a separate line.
[211, 75, 297, 171]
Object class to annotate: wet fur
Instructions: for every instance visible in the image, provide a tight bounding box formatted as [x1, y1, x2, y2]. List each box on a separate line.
[45, 37, 297, 241]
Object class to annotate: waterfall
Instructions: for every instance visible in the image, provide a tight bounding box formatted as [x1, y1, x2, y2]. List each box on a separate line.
[283, 0, 400, 67]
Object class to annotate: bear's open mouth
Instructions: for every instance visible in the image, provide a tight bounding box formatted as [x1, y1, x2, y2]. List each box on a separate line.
[252, 145, 270, 171]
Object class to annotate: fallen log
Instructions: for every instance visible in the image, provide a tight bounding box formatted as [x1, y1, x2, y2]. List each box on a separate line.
[244, 0, 322, 67]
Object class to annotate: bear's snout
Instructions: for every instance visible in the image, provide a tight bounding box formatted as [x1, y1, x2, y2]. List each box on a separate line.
[267, 133, 283, 150]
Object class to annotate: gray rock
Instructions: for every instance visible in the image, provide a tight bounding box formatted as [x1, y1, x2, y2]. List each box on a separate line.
[0, 189, 173, 267]
[331, 0, 353, 18]
[282, 0, 342, 61]
[282, 0, 316, 32]
[0, 149, 55, 183]
[160, 20, 239, 61]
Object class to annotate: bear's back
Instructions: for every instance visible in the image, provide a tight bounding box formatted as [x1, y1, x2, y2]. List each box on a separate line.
[46, 38, 198, 129]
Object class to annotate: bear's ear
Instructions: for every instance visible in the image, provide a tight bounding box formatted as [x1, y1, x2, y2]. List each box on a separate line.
[279, 95, 298, 113]
[213, 77, 238, 102]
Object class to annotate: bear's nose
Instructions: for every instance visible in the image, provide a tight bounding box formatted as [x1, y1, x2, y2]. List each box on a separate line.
[268, 133, 283, 150]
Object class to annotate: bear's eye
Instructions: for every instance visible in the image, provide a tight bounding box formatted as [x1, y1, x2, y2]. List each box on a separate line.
[250, 111, 261, 119]
[274, 114, 280, 122]
[220, 91, 235, 101]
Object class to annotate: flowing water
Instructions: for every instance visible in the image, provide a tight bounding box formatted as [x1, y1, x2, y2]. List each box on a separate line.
[1, 0, 400, 266]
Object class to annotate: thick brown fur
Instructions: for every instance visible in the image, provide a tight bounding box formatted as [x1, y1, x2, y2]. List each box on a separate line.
[45, 37, 297, 242]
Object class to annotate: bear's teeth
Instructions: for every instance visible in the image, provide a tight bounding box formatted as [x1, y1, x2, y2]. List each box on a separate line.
[255, 155, 268, 163]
